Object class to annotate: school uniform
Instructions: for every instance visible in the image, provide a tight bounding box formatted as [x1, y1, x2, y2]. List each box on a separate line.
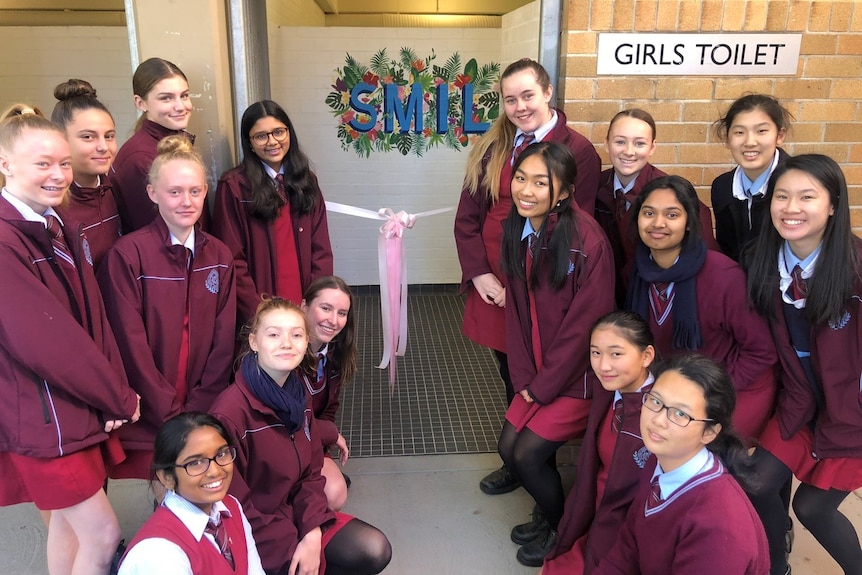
[759, 238, 862, 491]
[594, 164, 719, 305]
[710, 148, 790, 261]
[629, 248, 777, 440]
[455, 109, 602, 353]
[120, 491, 265, 575]
[111, 119, 196, 233]
[544, 376, 654, 575]
[505, 207, 614, 436]
[98, 217, 236, 478]
[0, 192, 137, 508]
[58, 175, 121, 268]
[303, 346, 343, 449]
[211, 166, 333, 324]
[210, 368, 339, 574]
[593, 449, 769, 575]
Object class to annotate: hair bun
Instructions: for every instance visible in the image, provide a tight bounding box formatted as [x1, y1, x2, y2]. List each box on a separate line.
[156, 134, 194, 155]
[53, 79, 98, 101]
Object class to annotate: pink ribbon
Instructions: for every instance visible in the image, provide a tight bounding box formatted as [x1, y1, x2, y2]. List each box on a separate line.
[325, 201, 452, 392]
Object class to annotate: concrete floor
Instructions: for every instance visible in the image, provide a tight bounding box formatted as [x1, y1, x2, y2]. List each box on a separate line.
[0, 453, 859, 574]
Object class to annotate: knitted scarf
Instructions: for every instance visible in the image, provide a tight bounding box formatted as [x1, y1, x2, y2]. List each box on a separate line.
[241, 354, 305, 434]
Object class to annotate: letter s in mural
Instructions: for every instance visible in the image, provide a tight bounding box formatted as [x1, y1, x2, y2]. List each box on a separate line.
[326, 48, 500, 157]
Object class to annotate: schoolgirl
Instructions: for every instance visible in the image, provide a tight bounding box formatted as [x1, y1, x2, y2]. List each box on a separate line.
[211, 100, 333, 324]
[626, 175, 776, 441]
[98, 135, 236, 479]
[743, 154, 862, 575]
[454, 57, 601, 496]
[51, 78, 121, 267]
[711, 93, 793, 261]
[210, 297, 391, 575]
[119, 412, 265, 574]
[593, 109, 717, 304]
[593, 354, 769, 575]
[498, 141, 614, 566]
[112, 57, 195, 233]
[541, 311, 655, 575]
[0, 112, 140, 574]
[300, 276, 356, 512]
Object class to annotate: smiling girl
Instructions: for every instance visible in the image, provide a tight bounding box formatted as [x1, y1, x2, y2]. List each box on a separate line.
[51, 78, 121, 267]
[98, 135, 236, 480]
[626, 175, 776, 442]
[743, 154, 862, 575]
[0, 111, 140, 575]
[711, 94, 793, 261]
[211, 297, 391, 575]
[300, 276, 356, 512]
[498, 141, 613, 567]
[119, 412, 265, 574]
[212, 100, 333, 326]
[593, 354, 769, 575]
[542, 311, 655, 575]
[113, 57, 195, 233]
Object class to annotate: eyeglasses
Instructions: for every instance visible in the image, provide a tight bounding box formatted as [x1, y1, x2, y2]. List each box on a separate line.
[641, 392, 715, 427]
[250, 127, 288, 145]
[172, 447, 237, 476]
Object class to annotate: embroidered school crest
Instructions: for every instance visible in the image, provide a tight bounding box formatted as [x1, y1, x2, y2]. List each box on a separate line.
[567, 260, 575, 276]
[632, 446, 651, 469]
[82, 237, 93, 266]
[304, 412, 312, 442]
[205, 269, 219, 294]
[829, 310, 851, 331]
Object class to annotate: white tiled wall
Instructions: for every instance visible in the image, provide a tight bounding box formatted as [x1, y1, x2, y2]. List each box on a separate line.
[266, 0, 325, 27]
[501, 0, 540, 67]
[271, 26, 502, 285]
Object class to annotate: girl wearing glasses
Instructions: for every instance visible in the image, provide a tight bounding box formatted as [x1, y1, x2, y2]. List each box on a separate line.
[742, 155, 862, 575]
[119, 412, 266, 574]
[542, 311, 655, 575]
[98, 135, 236, 480]
[594, 354, 769, 575]
[211, 297, 391, 575]
[625, 176, 776, 442]
[212, 100, 333, 326]
[112, 57, 196, 233]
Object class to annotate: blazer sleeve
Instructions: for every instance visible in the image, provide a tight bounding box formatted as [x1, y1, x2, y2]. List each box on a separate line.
[97, 245, 182, 423]
[0, 248, 138, 418]
[309, 183, 334, 280]
[454, 180, 493, 288]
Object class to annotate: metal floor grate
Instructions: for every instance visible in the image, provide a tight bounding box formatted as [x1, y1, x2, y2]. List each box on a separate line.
[337, 285, 506, 458]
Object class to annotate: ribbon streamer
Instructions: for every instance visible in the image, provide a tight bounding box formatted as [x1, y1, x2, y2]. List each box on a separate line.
[325, 201, 452, 392]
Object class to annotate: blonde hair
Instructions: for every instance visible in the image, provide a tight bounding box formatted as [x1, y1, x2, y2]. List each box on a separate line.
[0, 103, 45, 122]
[147, 134, 205, 186]
[237, 296, 316, 373]
[0, 111, 64, 188]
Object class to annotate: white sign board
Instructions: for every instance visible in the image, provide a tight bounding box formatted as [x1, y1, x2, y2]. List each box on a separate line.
[597, 33, 802, 76]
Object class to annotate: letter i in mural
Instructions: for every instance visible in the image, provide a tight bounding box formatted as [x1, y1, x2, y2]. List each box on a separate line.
[327, 47, 500, 157]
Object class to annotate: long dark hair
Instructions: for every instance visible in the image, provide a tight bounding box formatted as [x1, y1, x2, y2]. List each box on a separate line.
[592, 310, 655, 352]
[653, 354, 756, 490]
[500, 141, 579, 290]
[743, 154, 859, 325]
[152, 412, 233, 485]
[713, 93, 793, 142]
[303, 276, 357, 384]
[239, 100, 319, 221]
[628, 175, 703, 251]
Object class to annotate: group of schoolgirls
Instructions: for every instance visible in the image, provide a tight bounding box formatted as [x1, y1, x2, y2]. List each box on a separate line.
[455, 57, 862, 575]
[0, 55, 391, 575]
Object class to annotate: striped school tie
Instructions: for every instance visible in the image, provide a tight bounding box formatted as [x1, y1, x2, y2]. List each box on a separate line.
[204, 512, 235, 569]
[790, 265, 808, 301]
[513, 133, 535, 163]
[44, 215, 75, 269]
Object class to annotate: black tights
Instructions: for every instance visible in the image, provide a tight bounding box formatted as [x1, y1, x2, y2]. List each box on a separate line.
[493, 350, 515, 406]
[323, 518, 392, 575]
[749, 448, 861, 575]
[498, 421, 565, 529]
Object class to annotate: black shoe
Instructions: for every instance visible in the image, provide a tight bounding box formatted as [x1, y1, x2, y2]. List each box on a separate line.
[342, 471, 352, 489]
[516, 527, 557, 567]
[511, 505, 547, 545]
[479, 465, 521, 495]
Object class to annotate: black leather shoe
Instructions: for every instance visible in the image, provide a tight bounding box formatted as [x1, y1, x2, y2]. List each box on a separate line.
[516, 527, 557, 567]
[479, 465, 521, 495]
[511, 505, 546, 545]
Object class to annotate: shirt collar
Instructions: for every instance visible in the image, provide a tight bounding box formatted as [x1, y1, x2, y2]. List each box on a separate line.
[1, 188, 62, 226]
[731, 150, 780, 202]
[162, 490, 232, 542]
[651, 447, 712, 500]
[613, 371, 654, 405]
[778, 241, 821, 308]
[261, 161, 284, 180]
[612, 172, 636, 196]
[169, 227, 196, 256]
[514, 109, 557, 147]
[520, 217, 538, 241]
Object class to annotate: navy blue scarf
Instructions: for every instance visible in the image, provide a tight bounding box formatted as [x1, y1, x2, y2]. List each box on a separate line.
[241, 354, 305, 434]
[627, 240, 707, 351]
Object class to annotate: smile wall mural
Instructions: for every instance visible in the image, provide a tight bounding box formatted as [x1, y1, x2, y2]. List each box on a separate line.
[327, 48, 500, 157]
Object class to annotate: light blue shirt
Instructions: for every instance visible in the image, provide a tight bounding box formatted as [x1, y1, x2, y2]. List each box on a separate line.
[520, 217, 538, 241]
[650, 447, 712, 500]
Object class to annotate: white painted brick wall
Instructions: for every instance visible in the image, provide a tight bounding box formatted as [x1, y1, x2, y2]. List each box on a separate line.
[502, 0, 540, 67]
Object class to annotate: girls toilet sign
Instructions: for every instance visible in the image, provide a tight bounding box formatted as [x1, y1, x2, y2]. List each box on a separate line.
[327, 48, 500, 157]
[597, 33, 802, 76]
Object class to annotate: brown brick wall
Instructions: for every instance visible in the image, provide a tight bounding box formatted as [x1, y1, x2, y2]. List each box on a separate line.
[561, 0, 862, 233]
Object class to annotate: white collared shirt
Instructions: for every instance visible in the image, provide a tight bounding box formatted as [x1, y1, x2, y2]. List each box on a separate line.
[613, 372, 655, 406]
[1, 188, 62, 227]
[118, 491, 265, 575]
[511, 110, 558, 163]
[778, 241, 820, 309]
[169, 227, 196, 257]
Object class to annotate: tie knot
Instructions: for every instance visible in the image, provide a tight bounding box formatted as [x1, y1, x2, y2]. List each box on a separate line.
[45, 215, 63, 240]
[521, 133, 535, 146]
